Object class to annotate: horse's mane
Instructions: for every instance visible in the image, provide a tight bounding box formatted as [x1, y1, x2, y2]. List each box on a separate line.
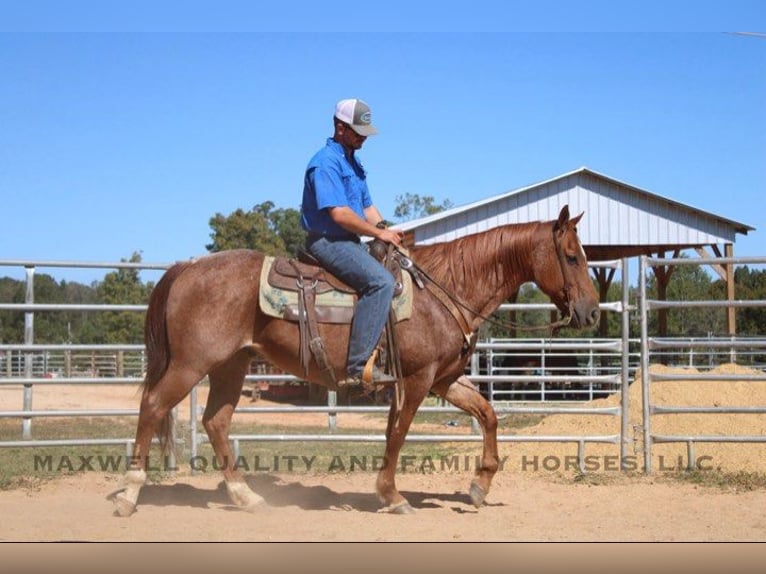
[408, 221, 542, 294]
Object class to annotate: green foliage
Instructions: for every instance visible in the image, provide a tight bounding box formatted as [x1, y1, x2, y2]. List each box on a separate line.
[646, 261, 727, 336]
[0, 277, 25, 343]
[262, 203, 306, 258]
[393, 193, 453, 222]
[0, 274, 100, 344]
[206, 200, 306, 257]
[0, 252, 152, 345]
[729, 266, 766, 335]
[87, 252, 154, 344]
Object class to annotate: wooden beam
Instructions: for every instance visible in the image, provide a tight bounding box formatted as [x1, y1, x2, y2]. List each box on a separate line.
[694, 246, 727, 281]
[594, 267, 615, 337]
[651, 251, 669, 337]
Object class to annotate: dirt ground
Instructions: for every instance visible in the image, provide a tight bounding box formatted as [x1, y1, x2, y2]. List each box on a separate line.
[2, 466, 766, 542]
[1, 381, 765, 542]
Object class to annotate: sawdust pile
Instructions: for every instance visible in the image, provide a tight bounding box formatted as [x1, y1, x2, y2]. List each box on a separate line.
[501, 363, 766, 474]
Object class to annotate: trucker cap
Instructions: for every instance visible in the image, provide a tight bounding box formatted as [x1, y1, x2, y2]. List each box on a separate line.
[334, 98, 379, 136]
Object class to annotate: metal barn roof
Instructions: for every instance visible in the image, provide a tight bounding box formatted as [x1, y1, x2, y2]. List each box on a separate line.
[397, 167, 754, 261]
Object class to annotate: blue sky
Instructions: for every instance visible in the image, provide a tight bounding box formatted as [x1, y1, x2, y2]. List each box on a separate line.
[1, 3, 765, 283]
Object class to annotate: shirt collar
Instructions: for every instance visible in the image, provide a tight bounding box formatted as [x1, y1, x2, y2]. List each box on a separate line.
[326, 137, 360, 167]
[326, 137, 346, 156]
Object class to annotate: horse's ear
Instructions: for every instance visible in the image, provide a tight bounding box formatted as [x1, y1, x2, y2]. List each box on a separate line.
[555, 205, 570, 231]
[570, 211, 584, 227]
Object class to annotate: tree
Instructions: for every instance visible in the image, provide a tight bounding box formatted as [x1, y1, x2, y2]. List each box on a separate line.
[84, 252, 154, 344]
[645, 261, 726, 336]
[0, 274, 99, 344]
[728, 266, 766, 336]
[259, 203, 305, 257]
[0, 277, 25, 343]
[206, 201, 306, 257]
[393, 193, 453, 222]
[27, 274, 68, 344]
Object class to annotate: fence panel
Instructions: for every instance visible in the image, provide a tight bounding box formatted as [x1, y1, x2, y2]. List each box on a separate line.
[639, 255, 766, 472]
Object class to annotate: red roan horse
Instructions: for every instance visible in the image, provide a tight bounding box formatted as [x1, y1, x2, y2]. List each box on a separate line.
[114, 205, 599, 516]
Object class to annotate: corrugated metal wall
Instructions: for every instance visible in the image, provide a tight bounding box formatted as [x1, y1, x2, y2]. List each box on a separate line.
[412, 170, 739, 247]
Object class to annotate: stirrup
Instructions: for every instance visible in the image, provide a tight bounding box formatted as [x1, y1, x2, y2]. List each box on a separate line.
[339, 350, 397, 388]
[338, 369, 397, 388]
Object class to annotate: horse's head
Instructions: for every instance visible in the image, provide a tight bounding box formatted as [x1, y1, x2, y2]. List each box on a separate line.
[532, 205, 600, 328]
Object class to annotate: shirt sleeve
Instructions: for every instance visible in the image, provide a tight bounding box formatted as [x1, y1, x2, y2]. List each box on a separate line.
[361, 180, 373, 209]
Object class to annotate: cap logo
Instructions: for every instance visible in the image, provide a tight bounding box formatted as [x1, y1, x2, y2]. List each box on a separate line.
[359, 111, 372, 125]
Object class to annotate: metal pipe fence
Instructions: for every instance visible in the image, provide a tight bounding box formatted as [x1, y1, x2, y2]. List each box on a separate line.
[2, 257, 632, 473]
[639, 254, 766, 472]
[9, 255, 763, 475]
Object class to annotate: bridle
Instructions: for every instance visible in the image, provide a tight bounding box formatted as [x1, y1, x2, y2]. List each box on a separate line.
[400, 222, 576, 336]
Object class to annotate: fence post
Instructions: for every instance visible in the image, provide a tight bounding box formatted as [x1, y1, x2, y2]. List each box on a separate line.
[22, 266, 35, 439]
[639, 256, 652, 473]
[620, 258, 631, 469]
[327, 390, 337, 432]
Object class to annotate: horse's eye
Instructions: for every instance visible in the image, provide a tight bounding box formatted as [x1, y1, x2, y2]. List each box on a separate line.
[566, 254, 578, 265]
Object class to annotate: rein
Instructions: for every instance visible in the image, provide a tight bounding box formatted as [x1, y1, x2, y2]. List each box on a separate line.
[399, 226, 575, 336]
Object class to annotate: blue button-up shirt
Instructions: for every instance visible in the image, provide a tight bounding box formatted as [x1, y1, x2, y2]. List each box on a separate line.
[301, 138, 373, 237]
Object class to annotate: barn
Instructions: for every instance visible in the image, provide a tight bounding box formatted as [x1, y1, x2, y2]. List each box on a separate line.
[396, 166, 754, 336]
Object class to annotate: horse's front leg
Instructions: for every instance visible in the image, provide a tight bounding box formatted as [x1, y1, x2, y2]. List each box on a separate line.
[375, 377, 432, 514]
[432, 375, 499, 508]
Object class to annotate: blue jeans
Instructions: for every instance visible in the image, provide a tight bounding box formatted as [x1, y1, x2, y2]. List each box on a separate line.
[306, 236, 396, 376]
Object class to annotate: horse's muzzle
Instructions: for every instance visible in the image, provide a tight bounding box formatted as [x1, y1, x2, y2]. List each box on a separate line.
[580, 306, 600, 328]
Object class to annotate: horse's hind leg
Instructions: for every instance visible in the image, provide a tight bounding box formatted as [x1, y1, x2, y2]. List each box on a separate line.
[114, 362, 204, 517]
[432, 375, 499, 508]
[203, 352, 264, 512]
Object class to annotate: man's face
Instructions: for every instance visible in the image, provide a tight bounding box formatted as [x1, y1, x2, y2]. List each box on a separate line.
[336, 121, 367, 151]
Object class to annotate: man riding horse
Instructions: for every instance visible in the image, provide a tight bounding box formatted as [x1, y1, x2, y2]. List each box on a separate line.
[300, 98, 403, 388]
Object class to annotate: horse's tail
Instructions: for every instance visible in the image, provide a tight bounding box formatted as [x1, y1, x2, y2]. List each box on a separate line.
[142, 261, 191, 455]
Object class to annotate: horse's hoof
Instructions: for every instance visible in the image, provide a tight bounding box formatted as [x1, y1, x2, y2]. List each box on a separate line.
[384, 500, 416, 515]
[225, 481, 265, 512]
[113, 493, 137, 517]
[469, 481, 487, 508]
[241, 498, 266, 513]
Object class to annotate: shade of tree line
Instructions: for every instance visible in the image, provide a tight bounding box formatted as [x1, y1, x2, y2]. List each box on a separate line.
[1, 196, 765, 344]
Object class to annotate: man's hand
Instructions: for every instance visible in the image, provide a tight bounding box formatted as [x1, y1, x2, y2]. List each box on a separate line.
[329, 205, 403, 245]
[378, 227, 404, 246]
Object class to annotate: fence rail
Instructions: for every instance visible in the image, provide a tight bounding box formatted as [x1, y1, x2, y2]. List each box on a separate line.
[2, 254, 765, 475]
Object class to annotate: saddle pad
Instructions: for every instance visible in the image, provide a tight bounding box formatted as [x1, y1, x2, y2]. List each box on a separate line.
[259, 256, 413, 323]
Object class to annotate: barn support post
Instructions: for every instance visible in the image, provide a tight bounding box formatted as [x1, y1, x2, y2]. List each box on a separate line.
[594, 267, 616, 337]
[653, 252, 669, 338]
[695, 243, 738, 359]
[650, 249, 679, 342]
